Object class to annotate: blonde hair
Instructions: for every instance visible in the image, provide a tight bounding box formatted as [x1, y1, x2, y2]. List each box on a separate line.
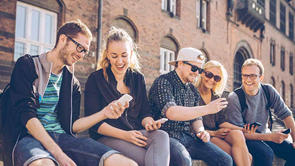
[195, 60, 228, 96]
[242, 58, 264, 76]
[97, 27, 141, 81]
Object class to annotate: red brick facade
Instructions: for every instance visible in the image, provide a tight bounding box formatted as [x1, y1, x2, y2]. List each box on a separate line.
[0, 0, 294, 109]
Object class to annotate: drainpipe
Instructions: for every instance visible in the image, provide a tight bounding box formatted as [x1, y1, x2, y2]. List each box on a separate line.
[96, 0, 103, 68]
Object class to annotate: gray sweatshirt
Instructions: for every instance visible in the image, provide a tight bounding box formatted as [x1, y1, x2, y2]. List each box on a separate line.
[226, 84, 292, 133]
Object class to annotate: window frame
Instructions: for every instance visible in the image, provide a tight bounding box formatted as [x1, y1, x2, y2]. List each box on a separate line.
[161, 0, 178, 16]
[270, 40, 276, 66]
[281, 47, 285, 71]
[280, 2, 286, 34]
[196, 0, 209, 31]
[289, 12, 294, 41]
[160, 47, 176, 74]
[269, 0, 276, 26]
[290, 53, 294, 75]
[14, 1, 57, 61]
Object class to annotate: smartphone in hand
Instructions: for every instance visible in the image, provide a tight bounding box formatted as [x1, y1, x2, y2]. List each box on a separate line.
[155, 118, 168, 124]
[249, 122, 261, 129]
[110, 94, 133, 109]
[282, 128, 291, 134]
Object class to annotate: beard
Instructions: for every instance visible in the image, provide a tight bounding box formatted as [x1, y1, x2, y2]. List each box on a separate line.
[59, 43, 71, 66]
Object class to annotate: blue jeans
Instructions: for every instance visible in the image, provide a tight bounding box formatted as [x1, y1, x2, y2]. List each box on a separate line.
[170, 132, 233, 166]
[14, 132, 119, 166]
[247, 140, 295, 166]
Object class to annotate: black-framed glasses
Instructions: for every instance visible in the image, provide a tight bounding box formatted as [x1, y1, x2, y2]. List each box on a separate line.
[65, 35, 90, 57]
[183, 61, 204, 73]
[241, 74, 260, 80]
[203, 71, 222, 82]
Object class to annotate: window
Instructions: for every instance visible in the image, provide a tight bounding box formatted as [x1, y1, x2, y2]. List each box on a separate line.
[162, 0, 177, 16]
[160, 48, 175, 74]
[270, 40, 276, 66]
[280, 81, 285, 102]
[257, 0, 265, 8]
[290, 53, 294, 75]
[14, 2, 57, 61]
[281, 47, 285, 71]
[289, 12, 294, 41]
[291, 84, 294, 108]
[269, 0, 276, 26]
[196, 0, 209, 31]
[233, 49, 248, 90]
[270, 76, 275, 88]
[280, 3, 286, 34]
[110, 17, 138, 42]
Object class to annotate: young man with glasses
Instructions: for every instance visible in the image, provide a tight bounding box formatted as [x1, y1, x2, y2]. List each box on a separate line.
[2, 20, 137, 166]
[226, 58, 295, 166]
[148, 47, 232, 166]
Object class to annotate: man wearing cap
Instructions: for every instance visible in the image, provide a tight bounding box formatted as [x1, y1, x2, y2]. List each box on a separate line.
[148, 47, 232, 166]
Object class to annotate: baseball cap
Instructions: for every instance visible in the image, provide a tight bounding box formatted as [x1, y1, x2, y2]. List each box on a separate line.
[168, 47, 205, 66]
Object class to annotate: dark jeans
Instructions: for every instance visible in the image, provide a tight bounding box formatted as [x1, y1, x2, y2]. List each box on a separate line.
[14, 132, 119, 166]
[170, 132, 233, 166]
[246, 140, 295, 166]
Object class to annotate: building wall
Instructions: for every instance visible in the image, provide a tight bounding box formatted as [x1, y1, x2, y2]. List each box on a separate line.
[0, 0, 294, 110]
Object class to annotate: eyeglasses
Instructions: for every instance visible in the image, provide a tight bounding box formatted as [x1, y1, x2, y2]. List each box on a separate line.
[65, 35, 90, 57]
[241, 74, 260, 80]
[203, 71, 222, 82]
[183, 61, 204, 73]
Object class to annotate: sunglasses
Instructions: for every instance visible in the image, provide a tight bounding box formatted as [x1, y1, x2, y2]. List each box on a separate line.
[183, 61, 204, 73]
[65, 35, 90, 57]
[203, 71, 222, 82]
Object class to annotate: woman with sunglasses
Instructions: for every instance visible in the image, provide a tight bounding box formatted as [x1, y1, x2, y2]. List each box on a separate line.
[84, 27, 170, 166]
[195, 60, 252, 166]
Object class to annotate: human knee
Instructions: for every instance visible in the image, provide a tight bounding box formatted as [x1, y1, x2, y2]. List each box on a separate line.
[228, 130, 245, 144]
[150, 130, 169, 140]
[104, 154, 138, 166]
[28, 158, 55, 166]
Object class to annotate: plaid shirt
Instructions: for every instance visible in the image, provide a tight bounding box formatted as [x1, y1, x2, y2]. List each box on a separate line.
[148, 70, 202, 140]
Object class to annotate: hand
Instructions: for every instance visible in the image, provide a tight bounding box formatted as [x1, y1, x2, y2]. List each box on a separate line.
[243, 124, 258, 134]
[145, 119, 161, 131]
[292, 142, 295, 149]
[269, 131, 288, 144]
[206, 98, 228, 114]
[102, 101, 129, 119]
[197, 131, 210, 143]
[123, 130, 147, 147]
[214, 128, 231, 138]
[54, 151, 76, 166]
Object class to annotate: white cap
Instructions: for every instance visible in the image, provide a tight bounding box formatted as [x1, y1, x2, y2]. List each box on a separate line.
[169, 47, 205, 66]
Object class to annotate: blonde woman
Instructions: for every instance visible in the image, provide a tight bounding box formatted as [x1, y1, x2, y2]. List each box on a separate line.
[195, 60, 252, 166]
[84, 27, 169, 166]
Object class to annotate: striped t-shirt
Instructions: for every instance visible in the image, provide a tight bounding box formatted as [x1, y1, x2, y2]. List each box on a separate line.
[37, 73, 65, 133]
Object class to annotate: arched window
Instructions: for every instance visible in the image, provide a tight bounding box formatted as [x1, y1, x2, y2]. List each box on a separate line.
[270, 39, 275, 66]
[110, 17, 138, 43]
[200, 48, 209, 62]
[290, 84, 294, 108]
[270, 76, 275, 88]
[160, 36, 179, 74]
[281, 47, 285, 71]
[290, 53, 293, 75]
[280, 81, 285, 101]
[233, 48, 249, 90]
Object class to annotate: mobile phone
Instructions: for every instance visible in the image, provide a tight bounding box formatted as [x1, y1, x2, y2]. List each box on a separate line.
[282, 128, 291, 134]
[155, 118, 168, 123]
[221, 91, 230, 101]
[110, 94, 133, 109]
[249, 122, 261, 129]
